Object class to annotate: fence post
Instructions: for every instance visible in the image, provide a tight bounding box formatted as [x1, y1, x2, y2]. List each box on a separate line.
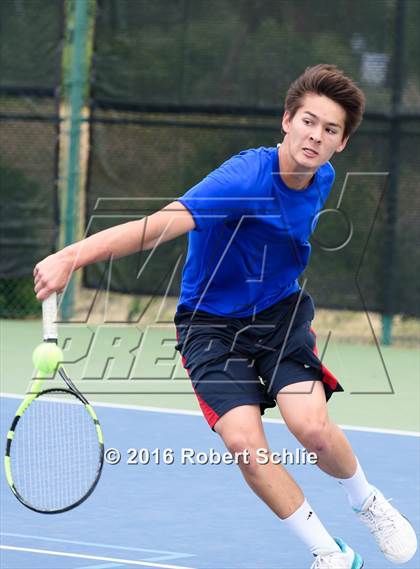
[381, 0, 406, 346]
[60, 0, 95, 320]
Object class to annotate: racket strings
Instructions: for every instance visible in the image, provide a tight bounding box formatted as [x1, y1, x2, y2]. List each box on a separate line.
[10, 391, 101, 512]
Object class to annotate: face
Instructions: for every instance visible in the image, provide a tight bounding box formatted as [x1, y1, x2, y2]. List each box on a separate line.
[282, 93, 348, 170]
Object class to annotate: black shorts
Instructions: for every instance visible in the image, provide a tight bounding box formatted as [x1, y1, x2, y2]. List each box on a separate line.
[174, 291, 343, 429]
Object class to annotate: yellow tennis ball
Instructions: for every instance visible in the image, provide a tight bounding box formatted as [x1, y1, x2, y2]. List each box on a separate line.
[32, 343, 63, 374]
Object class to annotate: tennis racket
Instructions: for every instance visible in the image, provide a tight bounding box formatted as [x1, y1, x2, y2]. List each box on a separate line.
[4, 293, 104, 514]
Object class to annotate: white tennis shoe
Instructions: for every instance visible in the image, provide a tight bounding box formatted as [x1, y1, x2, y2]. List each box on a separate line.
[311, 538, 363, 569]
[356, 486, 417, 564]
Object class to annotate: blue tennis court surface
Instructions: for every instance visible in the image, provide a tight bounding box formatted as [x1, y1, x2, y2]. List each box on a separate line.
[1, 397, 419, 569]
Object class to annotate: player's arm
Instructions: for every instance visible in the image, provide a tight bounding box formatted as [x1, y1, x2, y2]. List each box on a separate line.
[34, 200, 194, 300]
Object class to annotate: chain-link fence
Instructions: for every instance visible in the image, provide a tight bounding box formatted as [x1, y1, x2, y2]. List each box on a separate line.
[85, 0, 420, 320]
[1, 0, 419, 341]
[0, 0, 62, 317]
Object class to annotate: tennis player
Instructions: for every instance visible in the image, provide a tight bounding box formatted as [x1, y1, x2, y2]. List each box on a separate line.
[34, 64, 417, 568]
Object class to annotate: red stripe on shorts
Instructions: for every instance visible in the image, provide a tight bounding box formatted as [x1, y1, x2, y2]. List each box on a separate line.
[310, 327, 339, 391]
[192, 387, 220, 429]
[176, 329, 220, 428]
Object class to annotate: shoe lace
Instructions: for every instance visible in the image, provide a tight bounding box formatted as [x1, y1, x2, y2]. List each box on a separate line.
[359, 495, 397, 540]
[310, 552, 346, 569]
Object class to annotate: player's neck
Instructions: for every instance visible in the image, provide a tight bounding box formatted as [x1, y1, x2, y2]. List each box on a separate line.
[277, 142, 316, 191]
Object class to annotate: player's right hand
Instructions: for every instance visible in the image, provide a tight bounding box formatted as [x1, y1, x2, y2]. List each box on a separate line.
[33, 250, 74, 301]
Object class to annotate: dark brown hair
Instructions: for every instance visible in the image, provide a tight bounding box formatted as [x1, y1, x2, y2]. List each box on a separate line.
[285, 64, 365, 139]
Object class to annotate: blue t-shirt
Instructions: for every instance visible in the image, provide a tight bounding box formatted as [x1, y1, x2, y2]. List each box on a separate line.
[176, 146, 335, 317]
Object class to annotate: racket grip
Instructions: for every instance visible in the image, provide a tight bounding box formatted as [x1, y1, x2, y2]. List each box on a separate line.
[42, 293, 58, 341]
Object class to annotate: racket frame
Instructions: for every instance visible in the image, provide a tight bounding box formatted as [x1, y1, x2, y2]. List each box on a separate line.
[5, 384, 104, 514]
[4, 293, 105, 514]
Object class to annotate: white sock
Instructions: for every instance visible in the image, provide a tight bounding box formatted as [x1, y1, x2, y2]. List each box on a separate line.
[337, 458, 373, 510]
[282, 498, 340, 555]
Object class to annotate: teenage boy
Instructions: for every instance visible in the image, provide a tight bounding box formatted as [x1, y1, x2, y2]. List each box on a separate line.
[34, 64, 417, 568]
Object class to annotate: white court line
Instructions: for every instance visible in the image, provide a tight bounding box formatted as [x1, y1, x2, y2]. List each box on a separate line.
[1, 392, 419, 437]
[263, 418, 420, 438]
[1, 532, 195, 562]
[0, 546, 196, 569]
[77, 563, 122, 569]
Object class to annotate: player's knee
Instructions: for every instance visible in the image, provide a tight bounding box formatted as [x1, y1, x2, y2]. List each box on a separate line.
[221, 433, 264, 474]
[223, 433, 253, 456]
[290, 418, 330, 453]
